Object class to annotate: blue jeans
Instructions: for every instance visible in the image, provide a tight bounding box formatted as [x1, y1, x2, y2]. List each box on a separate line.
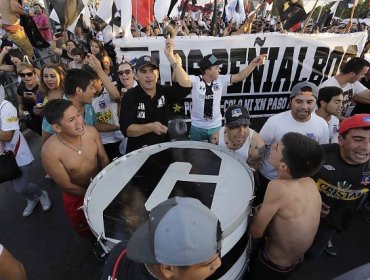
[11, 162, 43, 201]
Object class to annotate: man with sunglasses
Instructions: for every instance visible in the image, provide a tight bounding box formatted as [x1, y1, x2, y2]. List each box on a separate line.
[210, 105, 265, 171]
[101, 196, 222, 280]
[120, 38, 191, 153]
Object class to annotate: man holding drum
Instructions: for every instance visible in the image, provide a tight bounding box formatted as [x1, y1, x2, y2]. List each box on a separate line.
[41, 99, 109, 236]
[249, 132, 325, 280]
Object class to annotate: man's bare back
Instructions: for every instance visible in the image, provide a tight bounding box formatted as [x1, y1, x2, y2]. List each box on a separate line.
[42, 125, 108, 197]
[251, 177, 322, 267]
[1, 0, 22, 25]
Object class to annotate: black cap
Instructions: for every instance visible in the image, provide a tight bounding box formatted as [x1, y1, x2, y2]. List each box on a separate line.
[199, 54, 220, 71]
[135, 55, 159, 70]
[225, 105, 250, 128]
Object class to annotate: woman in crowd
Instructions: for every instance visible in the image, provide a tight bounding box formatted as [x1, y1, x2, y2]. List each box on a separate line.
[89, 38, 105, 57]
[50, 34, 77, 67]
[96, 52, 116, 82]
[68, 47, 86, 69]
[38, 63, 65, 104]
[16, 63, 43, 135]
[116, 60, 136, 96]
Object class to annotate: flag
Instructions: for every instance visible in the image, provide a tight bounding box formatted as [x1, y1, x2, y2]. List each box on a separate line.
[154, 0, 172, 22]
[275, 0, 307, 30]
[348, 0, 358, 8]
[97, 0, 114, 24]
[120, 0, 132, 38]
[132, 0, 154, 27]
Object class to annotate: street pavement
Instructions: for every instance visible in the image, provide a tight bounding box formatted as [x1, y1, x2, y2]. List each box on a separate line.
[0, 127, 369, 280]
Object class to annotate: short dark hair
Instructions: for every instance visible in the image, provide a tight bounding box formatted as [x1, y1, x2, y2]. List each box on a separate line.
[71, 47, 85, 57]
[341, 57, 370, 75]
[64, 69, 93, 96]
[80, 64, 99, 80]
[44, 99, 73, 125]
[317, 86, 343, 107]
[281, 132, 325, 178]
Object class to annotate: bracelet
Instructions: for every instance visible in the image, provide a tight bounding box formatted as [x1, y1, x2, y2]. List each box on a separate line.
[171, 62, 179, 70]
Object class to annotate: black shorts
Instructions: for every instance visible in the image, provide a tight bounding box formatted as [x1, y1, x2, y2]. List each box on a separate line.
[247, 244, 303, 280]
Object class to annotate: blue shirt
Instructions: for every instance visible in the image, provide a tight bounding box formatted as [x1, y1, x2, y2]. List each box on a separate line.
[42, 104, 97, 134]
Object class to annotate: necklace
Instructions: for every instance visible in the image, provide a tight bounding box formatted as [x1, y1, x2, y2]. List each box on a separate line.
[144, 264, 158, 279]
[56, 134, 82, 155]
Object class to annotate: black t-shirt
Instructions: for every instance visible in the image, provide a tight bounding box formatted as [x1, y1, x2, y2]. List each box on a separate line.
[100, 242, 156, 280]
[312, 144, 369, 231]
[120, 83, 191, 153]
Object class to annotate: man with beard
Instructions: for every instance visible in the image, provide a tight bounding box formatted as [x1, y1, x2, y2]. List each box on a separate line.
[210, 105, 265, 171]
[256, 81, 329, 204]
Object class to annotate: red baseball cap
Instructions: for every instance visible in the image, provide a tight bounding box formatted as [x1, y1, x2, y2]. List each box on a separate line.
[339, 114, 370, 135]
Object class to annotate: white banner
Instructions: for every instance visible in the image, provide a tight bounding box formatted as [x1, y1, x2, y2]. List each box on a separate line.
[114, 32, 367, 117]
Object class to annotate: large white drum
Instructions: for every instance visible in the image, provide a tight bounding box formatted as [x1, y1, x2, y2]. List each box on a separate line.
[84, 141, 254, 279]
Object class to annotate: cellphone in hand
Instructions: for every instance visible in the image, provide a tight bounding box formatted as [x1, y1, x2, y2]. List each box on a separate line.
[55, 32, 63, 38]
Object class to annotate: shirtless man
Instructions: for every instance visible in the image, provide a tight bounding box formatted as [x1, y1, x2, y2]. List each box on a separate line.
[248, 132, 325, 280]
[41, 99, 109, 236]
[210, 105, 265, 171]
[0, 0, 34, 58]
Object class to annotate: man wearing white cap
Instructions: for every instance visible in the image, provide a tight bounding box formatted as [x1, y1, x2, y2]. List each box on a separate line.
[100, 196, 222, 280]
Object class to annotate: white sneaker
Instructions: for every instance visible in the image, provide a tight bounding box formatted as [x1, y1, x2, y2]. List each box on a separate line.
[39, 191, 51, 211]
[23, 199, 39, 217]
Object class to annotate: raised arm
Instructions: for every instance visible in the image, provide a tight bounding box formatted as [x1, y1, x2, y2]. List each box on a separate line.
[164, 37, 192, 88]
[10, 0, 28, 16]
[0, 47, 16, 73]
[87, 54, 120, 102]
[231, 54, 267, 84]
[50, 33, 66, 56]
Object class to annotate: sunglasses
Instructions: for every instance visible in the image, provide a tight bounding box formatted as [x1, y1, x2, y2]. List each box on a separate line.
[19, 72, 34, 78]
[117, 69, 132, 76]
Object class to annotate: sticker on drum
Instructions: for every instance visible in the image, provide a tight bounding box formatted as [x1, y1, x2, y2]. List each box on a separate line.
[84, 141, 254, 279]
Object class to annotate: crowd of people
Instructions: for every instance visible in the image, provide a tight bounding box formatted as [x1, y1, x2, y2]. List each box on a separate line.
[0, 0, 370, 279]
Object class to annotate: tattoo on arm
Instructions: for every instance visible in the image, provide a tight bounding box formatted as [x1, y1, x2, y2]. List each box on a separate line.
[247, 146, 265, 169]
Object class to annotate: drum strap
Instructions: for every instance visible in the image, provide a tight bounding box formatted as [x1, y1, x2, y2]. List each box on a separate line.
[111, 248, 127, 280]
